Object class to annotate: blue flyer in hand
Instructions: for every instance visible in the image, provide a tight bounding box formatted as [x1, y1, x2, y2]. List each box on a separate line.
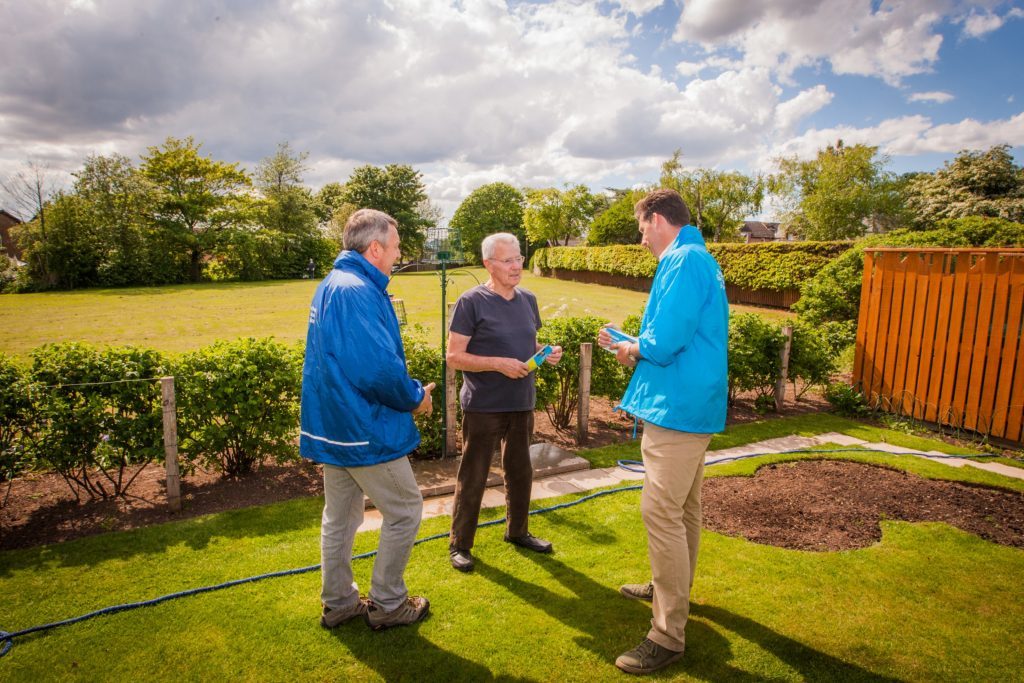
[602, 326, 637, 352]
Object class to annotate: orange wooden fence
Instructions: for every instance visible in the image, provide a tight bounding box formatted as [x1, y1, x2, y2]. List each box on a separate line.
[853, 248, 1024, 444]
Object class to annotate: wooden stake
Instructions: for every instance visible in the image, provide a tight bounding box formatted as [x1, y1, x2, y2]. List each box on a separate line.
[775, 325, 793, 412]
[161, 376, 182, 512]
[577, 343, 592, 445]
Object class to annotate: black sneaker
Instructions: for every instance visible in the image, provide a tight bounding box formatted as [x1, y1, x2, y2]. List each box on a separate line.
[615, 638, 684, 674]
[619, 582, 654, 602]
[504, 533, 553, 553]
[449, 548, 474, 572]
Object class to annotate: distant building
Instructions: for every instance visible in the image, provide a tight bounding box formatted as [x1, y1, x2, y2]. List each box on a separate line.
[0, 209, 23, 260]
[739, 220, 783, 243]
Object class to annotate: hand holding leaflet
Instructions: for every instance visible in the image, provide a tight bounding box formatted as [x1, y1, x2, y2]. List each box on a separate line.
[525, 345, 553, 372]
[601, 326, 637, 353]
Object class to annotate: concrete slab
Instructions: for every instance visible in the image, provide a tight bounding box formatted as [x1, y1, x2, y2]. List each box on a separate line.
[859, 442, 926, 455]
[812, 432, 868, 446]
[750, 435, 820, 453]
[964, 460, 1024, 479]
[357, 508, 383, 533]
[480, 487, 507, 510]
[532, 478, 588, 499]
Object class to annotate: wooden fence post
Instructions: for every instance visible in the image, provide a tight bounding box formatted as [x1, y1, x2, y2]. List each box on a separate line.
[577, 343, 592, 445]
[775, 325, 793, 412]
[445, 302, 458, 457]
[161, 376, 182, 512]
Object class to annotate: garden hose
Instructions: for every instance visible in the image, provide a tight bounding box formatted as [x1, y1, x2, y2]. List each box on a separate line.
[0, 446, 1002, 658]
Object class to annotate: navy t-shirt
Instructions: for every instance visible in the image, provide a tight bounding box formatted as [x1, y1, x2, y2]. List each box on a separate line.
[449, 285, 541, 412]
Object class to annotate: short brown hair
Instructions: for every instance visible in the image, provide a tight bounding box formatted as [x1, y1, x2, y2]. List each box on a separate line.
[634, 189, 691, 227]
[343, 209, 397, 254]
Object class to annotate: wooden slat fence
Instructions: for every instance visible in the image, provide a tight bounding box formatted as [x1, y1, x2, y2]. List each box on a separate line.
[853, 248, 1024, 444]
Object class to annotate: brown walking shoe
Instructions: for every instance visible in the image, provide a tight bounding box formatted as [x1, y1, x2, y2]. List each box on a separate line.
[365, 596, 430, 631]
[619, 582, 654, 602]
[320, 598, 370, 628]
[504, 533, 553, 553]
[615, 638, 684, 674]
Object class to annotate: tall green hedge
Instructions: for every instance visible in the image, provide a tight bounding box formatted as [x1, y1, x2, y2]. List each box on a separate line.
[532, 241, 851, 291]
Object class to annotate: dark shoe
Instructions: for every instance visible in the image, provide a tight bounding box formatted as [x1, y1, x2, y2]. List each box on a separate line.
[504, 533, 553, 553]
[615, 638, 684, 674]
[320, 597, 370, 628]
[366, 596, 430, 631]
[619, 582, 654, 602]
[449, 548, 474, 572]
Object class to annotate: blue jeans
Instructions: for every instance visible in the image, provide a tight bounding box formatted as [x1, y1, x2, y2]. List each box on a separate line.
[320, 457, 423, 612]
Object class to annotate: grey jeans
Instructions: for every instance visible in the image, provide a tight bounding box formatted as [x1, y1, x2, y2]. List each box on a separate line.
[321, 457, 423, 612]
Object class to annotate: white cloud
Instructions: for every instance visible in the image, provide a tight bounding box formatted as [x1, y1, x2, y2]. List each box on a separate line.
[766, 111, 1024, 164]
[673, 0, 948, 86]
[614, 0, 665, 17]
[908, 91, 955, 103]
[961, 10, 1004, 37]
[776, 85, 834, 131]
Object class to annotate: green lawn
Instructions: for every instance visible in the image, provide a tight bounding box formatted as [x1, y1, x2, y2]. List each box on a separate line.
[0, 270, 792, 358]
[1, 417, 1020, 681]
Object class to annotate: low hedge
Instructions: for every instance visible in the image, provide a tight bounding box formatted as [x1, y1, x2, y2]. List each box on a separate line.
[532, 241, 852, 291]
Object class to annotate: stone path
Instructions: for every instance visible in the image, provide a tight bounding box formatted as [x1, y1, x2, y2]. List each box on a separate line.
[356, 432, 1023, 532]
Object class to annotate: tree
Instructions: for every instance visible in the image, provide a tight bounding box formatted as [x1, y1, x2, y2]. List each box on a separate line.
[1, 160, 61, 285]
[586, 189, 645, 245]
[73, 154, 156, 286]
[17, 192, 102, 290]
[341, 164, 432, 259]
[449, 182, 525, 263]
[524, 184, 599, 247]
[315, 182, 346, 225]
[140, 136, 252, 282]
[660, 150, 765, 242]
[904, 144, 1024, 228]
[773, 141, 902, 241]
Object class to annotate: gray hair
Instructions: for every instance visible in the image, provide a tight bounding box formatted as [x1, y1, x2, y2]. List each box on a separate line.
[481, 232, 520, 260]
[343, 209, 397, 254]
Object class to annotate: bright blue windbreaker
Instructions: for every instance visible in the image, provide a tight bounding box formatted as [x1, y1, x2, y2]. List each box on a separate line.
[617, 226, 729, 434]
[299, 250, 425, 467]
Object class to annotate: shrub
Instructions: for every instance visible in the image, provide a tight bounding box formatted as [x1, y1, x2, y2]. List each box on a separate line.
[727, 313, 784, 407]
[535, 316, 632, 430]
[825, 381, 869, 417]
[0, 354, 33, 504]
[532, 242, 851, 291]
[175, 338, 302, 476]
[402, 328, 456, 457]
[28, 343, 167, 500]
[787, 320, 840, 399]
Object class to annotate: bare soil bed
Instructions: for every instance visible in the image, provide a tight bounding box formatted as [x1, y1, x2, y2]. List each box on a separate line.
[3, 397, 1021, 553]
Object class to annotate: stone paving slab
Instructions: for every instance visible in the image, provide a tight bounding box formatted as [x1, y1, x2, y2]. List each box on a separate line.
[964, 460, 1024, 479]
[811, 432, 868, 446]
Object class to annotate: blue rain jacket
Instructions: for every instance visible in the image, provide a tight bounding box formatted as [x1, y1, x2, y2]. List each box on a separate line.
[299, 250, 425, 467]
[617, 226, 729, 434]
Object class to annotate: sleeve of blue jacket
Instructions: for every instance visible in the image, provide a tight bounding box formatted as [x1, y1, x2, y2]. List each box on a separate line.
[327, 289, 424, 412]
[637, 252, 707, 367]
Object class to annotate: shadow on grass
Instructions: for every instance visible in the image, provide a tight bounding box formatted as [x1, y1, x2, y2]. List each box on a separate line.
[329, 617, 534, 682]
[476, 552, 897, 681]
[0, 495, 322, 577]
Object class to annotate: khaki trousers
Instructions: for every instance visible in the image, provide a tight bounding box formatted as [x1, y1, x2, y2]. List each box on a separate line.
[640, 423, 710, 652]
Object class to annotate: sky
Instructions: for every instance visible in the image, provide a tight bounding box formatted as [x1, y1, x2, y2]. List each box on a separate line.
[1, 0, 1023, 222]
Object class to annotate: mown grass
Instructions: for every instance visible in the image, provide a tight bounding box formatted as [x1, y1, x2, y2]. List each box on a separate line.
[1, 418, 1020, 681]
[0, 270, 791, 359]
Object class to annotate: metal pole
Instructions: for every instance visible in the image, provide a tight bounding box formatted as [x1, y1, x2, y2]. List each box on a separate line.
[440, 259, 448, 459]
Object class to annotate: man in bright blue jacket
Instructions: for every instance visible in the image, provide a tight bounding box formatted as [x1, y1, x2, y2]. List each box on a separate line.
[598, 189, 728, 675]
[300, 209, 435, 632]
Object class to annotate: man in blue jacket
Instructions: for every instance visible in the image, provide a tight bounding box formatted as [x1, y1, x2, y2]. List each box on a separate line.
[598, 189, 728, 675]
[300, 208, 435, 631]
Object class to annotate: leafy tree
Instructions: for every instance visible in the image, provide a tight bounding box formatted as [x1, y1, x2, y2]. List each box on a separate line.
[73, 154, 156, 286]
[341, 164, 432, 259]
[661, 151, 764, 242]
[773, 141, 903, 240]
[140, 136, 252, 282]
[449, 182, 525, 263]
[17, 193, 102, 290]
[904, 144, 1024, 227]
[315, 181, 346, 225]
[524, 184, 599, 247]
[586, 189, 645, 246]
[1, 160, 60, 284]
